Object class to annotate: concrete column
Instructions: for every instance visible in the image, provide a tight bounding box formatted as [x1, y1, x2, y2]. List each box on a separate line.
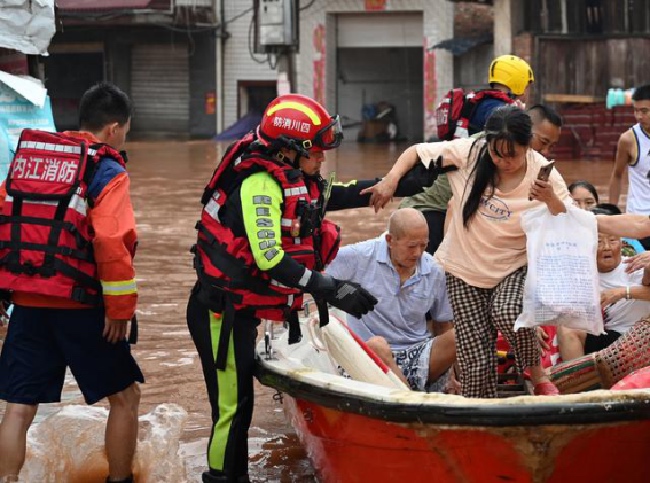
[493, 0, 512, 56]
[275, 53, 292, 95]
[494, 0, 526, 56]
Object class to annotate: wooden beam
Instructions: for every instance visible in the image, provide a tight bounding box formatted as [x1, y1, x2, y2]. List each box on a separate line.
[543, 94, 605, 103]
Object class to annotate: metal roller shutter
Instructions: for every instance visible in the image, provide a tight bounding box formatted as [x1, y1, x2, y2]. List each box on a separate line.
[131, 43, 189, 133]
[337, 13, 423, 48]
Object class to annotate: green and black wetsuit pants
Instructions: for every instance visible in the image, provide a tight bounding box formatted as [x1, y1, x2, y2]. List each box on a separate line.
[187, 291, 259, 480]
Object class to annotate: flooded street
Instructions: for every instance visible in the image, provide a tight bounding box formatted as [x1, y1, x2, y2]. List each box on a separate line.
[0, 139, 623, 482]
[126, 139, 405, 482]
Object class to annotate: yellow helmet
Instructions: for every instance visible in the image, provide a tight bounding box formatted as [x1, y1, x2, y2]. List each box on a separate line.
[488, 55, 534, 96]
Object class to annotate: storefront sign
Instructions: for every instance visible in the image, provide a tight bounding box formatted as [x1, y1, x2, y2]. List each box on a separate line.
[365, 0, 388, 11]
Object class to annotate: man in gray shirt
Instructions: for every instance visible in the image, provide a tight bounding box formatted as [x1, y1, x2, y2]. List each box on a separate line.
[326, 208, 456, 392]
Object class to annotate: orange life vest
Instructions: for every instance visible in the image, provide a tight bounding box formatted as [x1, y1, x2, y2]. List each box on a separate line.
[0, 129, 126, 305]
[192, 133, 340, 321]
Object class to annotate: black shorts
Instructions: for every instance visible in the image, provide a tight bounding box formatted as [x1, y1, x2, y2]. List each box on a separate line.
[0, 305, 144, 405]
[584, 329, 622, 355]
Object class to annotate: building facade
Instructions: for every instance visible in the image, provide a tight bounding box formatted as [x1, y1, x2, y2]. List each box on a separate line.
[222, 0, 454, 142]
[49, 0, 217, 138]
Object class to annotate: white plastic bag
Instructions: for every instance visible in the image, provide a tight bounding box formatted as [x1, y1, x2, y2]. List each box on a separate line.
[515, 204, 604, 335]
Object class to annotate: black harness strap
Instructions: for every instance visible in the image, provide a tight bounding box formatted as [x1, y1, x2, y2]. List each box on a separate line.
[128, 315, 138, 344]
[51, 259, 102, 292]
[43, 197, 73, 270]
[310, 201, 329, 332]
[215, 299, 236, 371]
[195, 237, 283, 298]
[8, 197, 22, 267]
[316, 299, 330, 329]
[287, 310, 302, 344]
[0, 241, 94, 263]
[0, 215, 90, 250]
[69, 286, 102, 306]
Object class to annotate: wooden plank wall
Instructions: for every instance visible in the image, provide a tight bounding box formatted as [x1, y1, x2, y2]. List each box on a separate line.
[525, 0, 650, 34]
[535, 37, 650, 100]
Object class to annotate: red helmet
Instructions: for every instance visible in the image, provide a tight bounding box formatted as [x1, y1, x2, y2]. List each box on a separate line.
[257, 94, 342, 156]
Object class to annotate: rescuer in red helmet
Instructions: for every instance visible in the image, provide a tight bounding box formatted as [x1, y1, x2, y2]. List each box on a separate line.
[187, 93, 446, 483]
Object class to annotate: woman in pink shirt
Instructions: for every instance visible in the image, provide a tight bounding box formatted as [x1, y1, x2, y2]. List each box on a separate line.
[366, 106, 570, 398]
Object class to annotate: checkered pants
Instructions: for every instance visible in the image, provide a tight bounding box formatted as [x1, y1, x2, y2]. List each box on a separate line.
[446, 266, 540, 398]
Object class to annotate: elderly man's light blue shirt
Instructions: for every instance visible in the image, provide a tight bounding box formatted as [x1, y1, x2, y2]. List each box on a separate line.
[326, 234, 453, 350]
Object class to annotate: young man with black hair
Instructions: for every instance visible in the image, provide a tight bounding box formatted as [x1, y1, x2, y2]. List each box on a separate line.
[609, 83, 650, 249]
[0, 82, 142, 483]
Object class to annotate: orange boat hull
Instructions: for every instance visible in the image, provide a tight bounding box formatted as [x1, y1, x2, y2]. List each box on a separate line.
[284, 395, 650, 483]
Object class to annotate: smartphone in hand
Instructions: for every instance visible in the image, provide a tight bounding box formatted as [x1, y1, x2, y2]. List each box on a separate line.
[536, 160, 555, 181]
[529, 160, 555, 200]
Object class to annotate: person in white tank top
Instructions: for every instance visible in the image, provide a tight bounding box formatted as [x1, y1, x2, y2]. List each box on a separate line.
[609, 83, 650, 248]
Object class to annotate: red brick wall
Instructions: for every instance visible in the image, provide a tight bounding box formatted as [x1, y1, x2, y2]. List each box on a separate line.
[454, 2, 493, 39]
[552, 104, 636, 161]
[512, 32, 533, 63]
[512, 32, 534, 104]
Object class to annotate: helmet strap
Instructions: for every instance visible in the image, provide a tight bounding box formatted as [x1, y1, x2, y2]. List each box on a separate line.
[293, 152, 303, 169]
[275, 149, 302, 169]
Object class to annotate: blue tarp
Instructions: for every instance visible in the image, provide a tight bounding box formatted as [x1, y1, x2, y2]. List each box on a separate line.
[214, 112, 262, 141]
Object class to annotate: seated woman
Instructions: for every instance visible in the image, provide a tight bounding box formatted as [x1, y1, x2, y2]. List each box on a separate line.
[594, 203, 644, 255]
[568, 180, 598, 210]
[569, 180, 644, 254]
[558, 208, 650, 360]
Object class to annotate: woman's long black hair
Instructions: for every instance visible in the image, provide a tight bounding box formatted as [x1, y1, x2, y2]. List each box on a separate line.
[462, 106, 533, 227]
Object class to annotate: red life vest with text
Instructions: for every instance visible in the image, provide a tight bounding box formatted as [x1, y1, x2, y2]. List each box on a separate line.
[193, 133, 340, 321]
[0, 129, 126, 305]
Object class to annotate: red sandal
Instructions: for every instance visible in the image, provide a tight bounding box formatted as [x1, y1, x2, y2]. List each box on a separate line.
[533, 381, 560, 396]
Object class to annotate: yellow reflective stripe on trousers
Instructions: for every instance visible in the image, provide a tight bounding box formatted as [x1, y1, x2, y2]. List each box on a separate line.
[100, 279, 138, 296]
[208, 310, 237, 470]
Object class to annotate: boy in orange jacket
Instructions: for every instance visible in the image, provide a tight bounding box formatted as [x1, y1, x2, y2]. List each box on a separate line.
[0, 82, 143, 483]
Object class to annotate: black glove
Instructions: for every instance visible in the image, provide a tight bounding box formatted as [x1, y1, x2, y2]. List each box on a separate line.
[306, 272, 378, 318]
[393, 156, 456, 197]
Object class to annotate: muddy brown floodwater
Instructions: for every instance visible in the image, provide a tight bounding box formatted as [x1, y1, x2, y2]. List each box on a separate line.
[0, 139, 624, 482]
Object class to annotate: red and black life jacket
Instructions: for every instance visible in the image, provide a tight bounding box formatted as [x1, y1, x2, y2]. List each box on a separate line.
[0, 129, 126, 305]
[192, 133, 340, 321]
[436, 88, 514, 140]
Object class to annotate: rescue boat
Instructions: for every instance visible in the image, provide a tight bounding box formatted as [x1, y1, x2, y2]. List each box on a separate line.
[255, 309, 650, 483]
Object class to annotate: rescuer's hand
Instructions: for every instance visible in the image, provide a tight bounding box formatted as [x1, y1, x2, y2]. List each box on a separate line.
[360, 174, 399, 212]
[103, 317, 128, 343]
[306, 272, 377, 318]
[324, 279, 378, 318]
[393, 159, 441, 197]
